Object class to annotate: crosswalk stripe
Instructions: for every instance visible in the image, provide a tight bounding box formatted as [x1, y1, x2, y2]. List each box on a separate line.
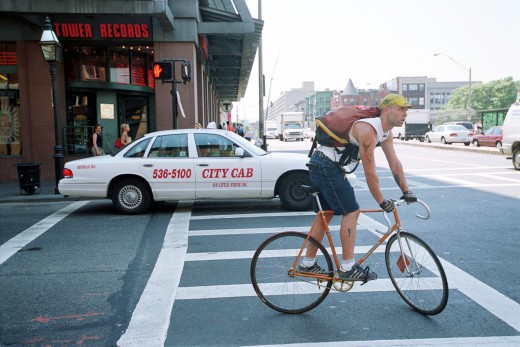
[0, 201, 88, 266]
[117, 201, 193, 347]
[185, 245, 381, 261]
[175, 278, 429, 300]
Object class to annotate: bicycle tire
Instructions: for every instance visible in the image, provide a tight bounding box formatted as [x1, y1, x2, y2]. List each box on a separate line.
[385, 232, 448, 315]
[250, 231, 333, 314]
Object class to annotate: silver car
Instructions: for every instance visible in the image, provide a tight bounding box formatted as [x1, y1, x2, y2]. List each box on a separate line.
[425, 125, 472, 146]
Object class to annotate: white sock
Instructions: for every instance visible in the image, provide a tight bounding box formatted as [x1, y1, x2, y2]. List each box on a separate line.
[302, 257, 316, 267]
[340, 259, 355, 272]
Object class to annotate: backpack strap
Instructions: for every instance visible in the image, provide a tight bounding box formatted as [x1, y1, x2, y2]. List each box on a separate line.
[308, 136, 317, 158]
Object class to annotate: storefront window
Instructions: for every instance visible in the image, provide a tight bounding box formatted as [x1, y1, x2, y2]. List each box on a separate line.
[64, 45, 154, 87]
[0, 42, 21, 157]
[110, 47, 130, 84]
[132, 50, 148, 86]
[81, 47, 107, 81]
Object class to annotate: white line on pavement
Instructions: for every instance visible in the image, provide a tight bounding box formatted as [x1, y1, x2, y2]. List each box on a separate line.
[0, 201, 89, 266]
[117, 201, 193, 347]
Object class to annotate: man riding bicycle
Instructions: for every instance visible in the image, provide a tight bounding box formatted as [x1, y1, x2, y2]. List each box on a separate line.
[300, 94, 417, 282]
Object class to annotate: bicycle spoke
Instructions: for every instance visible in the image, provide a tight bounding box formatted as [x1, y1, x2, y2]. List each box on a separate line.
[250, 232, 333, 314]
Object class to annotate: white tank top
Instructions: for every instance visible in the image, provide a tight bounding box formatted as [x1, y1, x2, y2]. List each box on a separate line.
[316, 117, 389, 162]
[348, 117, 389, 146]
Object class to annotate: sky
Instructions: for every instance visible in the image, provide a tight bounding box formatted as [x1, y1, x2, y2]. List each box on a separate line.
[234, 0, 520, 122]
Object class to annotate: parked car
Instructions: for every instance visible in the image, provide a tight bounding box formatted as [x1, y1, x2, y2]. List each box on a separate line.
[58, 129, 319, 214]
[471, 126, 503, 148]
[444, 121, 474, 131]
[58, 129, 322, 214]
[425, 125, 472, 145]
[499, 95, 520, 170]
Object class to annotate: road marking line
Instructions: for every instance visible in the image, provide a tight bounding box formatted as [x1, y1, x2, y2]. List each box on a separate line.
[0, 201, 89, 266]
[190, 211, 315, 220]
[476, 173, 520, 183]
[356, 214, 520, 333]
[117, 201, 192, 347]
[405, 179, 433, 188]
[248, 335, 520, 346]
[441, 259, 520, 332]
[175, 278, 425, 299]
[185, 245, 380, 262]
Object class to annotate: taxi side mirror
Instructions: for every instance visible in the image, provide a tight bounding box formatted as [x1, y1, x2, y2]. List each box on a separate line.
[234, 147, 251, 157]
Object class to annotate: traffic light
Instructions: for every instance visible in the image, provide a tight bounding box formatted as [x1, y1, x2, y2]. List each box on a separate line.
[152, 61, 174, 81]
[181, 62, 191, 83]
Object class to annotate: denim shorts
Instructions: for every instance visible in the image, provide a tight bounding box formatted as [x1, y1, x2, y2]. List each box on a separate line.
[308, 154, 359, 215]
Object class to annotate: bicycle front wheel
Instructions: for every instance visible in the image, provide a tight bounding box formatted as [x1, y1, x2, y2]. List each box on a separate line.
[385, 232, 448, 315]
[250, 231, 333, 314]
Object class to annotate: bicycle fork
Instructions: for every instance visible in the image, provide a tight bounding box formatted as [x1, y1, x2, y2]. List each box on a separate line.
[395, 230, 422, 277]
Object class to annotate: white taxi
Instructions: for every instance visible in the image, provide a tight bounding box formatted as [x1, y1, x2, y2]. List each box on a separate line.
[58, 129, 315, 214]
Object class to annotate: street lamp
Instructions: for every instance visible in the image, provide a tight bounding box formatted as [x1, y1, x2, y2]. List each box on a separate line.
[39, 17, 63, 194]
[433, 53, 472, 120]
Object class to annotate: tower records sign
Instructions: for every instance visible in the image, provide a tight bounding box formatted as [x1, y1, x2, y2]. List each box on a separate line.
[51, 16, 152, 41]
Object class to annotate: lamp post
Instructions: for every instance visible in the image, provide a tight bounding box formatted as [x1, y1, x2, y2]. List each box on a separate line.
[39, 17, 63, 194]
[433, 53, 472, 120]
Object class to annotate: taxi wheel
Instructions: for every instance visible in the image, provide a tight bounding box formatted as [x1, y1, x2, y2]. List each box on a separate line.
[279, 172, 312, 211]
[112, 179, 152, 214]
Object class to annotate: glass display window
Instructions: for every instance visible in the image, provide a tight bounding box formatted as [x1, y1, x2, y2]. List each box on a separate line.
[64, 45, 154, 87]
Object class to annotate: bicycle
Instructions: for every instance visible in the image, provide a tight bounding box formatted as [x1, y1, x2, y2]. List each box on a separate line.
[250, 185, 448, 316]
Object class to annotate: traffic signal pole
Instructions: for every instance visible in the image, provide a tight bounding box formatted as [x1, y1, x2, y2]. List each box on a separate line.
[152, 59, 191, 129]
[171, 77, 179, 129]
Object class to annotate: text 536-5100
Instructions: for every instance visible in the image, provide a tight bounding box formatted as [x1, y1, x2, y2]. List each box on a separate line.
[152, 168, 192, 179]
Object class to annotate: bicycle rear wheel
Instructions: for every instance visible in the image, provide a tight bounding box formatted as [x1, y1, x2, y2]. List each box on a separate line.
[250, 231, 333, 314]
[385, 232, 448, 315]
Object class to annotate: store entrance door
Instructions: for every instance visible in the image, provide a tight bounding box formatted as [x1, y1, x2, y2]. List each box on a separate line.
[118, 96, 149, 140]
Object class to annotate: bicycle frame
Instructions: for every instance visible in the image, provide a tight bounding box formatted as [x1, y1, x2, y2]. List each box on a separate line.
[291, 193, 431, 283]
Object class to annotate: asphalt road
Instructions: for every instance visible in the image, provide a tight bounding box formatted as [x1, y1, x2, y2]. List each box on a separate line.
[0, 139, 519, 346]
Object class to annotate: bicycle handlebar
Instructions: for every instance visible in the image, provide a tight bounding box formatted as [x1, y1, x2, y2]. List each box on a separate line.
[382, 199, 431, 232]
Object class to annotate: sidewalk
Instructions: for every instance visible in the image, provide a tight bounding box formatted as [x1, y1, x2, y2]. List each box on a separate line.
[0, 179, 83, 204]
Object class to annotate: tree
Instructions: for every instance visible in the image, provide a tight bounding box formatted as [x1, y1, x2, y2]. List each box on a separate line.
[442, 77, 519, 111]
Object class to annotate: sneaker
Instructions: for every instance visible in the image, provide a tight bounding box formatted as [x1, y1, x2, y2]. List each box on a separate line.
[297, 262, 326, 274]
[338, 264, 377, 282]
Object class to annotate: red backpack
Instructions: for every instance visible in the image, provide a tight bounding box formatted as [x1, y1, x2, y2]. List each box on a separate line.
[309, 105, 381, 172]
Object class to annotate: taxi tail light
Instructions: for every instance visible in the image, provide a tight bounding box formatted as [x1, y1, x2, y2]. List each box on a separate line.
[63, 168, 73, 178]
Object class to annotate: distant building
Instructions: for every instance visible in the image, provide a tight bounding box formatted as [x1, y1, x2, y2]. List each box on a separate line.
[428, 81, 471, 111]
[331, 79, 387, 109]
[305, 90, 333, 124]
[265, 81, 315, 121]
[381, 76, 475, 110]
[266, 76, 477, 130]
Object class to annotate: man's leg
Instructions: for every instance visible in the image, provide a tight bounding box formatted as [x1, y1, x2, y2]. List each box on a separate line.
[338, 208, 377, 281]
[304, 212, 333, 258]
[340, 209, 360, 261]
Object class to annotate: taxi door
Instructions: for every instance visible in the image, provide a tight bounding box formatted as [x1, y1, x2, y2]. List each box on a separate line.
[193, 133, 262, 198]
[138, 133, 196, 199]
